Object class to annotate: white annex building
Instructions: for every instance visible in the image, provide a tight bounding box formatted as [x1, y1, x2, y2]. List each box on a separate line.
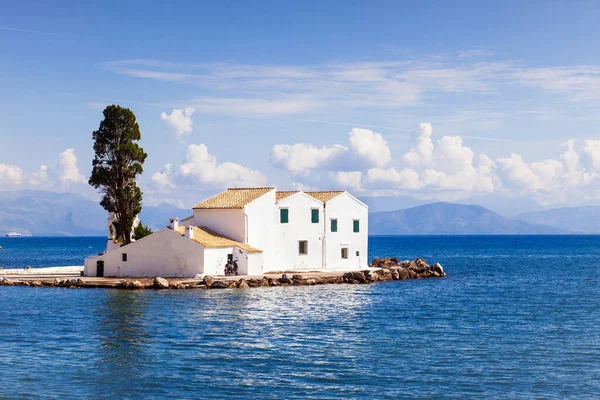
[84, 188, 368, 278]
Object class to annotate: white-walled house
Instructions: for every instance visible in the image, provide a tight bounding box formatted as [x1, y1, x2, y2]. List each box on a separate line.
[84, 187, 368, 278]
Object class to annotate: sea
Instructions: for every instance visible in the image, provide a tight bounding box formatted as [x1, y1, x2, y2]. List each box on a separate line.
[0, 235, 599, 399]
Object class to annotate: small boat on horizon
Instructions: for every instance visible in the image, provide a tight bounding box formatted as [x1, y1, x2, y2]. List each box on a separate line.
[5, 232, 22, 237]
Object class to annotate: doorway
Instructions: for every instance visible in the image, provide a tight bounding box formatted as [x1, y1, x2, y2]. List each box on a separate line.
[96, 261, 104, 277]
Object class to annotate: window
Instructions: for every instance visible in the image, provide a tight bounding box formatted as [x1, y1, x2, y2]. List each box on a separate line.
[330, 219, 338, 232]
[311, 209, 319, 223]
[353, 219, 360, 233]
[356, 251, 360, 256]
[341, 248, 348, 259]
[280, 208, 289, 223]
[299, 240, 308, 255]
[122, 253, 128, 262]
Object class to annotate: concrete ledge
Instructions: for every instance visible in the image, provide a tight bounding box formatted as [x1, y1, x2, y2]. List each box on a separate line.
[0, 266, 83, 276]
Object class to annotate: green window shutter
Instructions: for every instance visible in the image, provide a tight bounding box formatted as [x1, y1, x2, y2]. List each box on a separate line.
[311, 209, 319, 223]
[280, 209, 289, 223]
[353, 220, 360, 233]
[331, 219, 338, 232]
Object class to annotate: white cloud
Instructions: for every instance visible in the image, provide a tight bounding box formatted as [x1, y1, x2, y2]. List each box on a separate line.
[403, 123, 434, 166]
[179, 144, 267, 187]
[151, 144, 267, 192]
[348, 128, 391, 168]
[29, 165, 48, 185]
[271, 143, 347, 173]
[58, 148, 85, 187]
[151, 163, 176, 190]
[161, 107, 195, 137]
[332, 171, 363, 190]
[0, 164, 23, 185]
[367, 167, 421, 190]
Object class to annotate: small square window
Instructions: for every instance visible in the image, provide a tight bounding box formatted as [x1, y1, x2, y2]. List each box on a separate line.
[299, 240, 308, 255]
[311, 209, 319, 223]
[341, 248, 348, 259]
[356, 251, 360, 256]
[353, 219, 360, 233]
[331, 219, 338, 232]
[280, 208, 289, 223]
[122, 253, 128, 262]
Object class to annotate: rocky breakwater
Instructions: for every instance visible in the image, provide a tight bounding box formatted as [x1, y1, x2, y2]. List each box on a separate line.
[0, 258, 445, 290]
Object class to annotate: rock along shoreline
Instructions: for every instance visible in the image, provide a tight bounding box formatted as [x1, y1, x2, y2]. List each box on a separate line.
[0, 258, 445, 290]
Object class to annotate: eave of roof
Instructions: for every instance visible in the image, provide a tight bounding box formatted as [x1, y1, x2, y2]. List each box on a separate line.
[174, 226, 262, 253]
[192, 187, 274, 209]
[305, 191, 345, 203]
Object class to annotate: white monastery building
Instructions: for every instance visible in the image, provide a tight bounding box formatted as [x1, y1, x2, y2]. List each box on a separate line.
[84, 187, 368, 278]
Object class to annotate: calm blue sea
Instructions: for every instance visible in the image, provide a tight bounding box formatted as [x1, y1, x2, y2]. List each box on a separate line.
[1, 235, 600, 399]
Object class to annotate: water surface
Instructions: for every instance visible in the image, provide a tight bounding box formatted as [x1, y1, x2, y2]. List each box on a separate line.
[1, 235, 599, 398]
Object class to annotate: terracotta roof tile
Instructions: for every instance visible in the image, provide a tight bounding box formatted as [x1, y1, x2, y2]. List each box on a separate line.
[192, 188, 274, 209]
[174, 226, 262, 253]
[306, 191, 344, 203]
[275, 190, 300, 202]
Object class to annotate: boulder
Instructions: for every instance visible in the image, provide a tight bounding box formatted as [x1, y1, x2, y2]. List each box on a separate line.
[1, 277, 13, 286]
[397, 267, 411, 280]
[370, 257, 399, 269]
[270, 279, 281, 287]
[304, 278, 317, 285]
[260, 277, 270, 287]
[390, 269, 400, 280]
[31, 281, 43, 287]
[203, 276, 215, 288]
[292, 274, 303, 281]
[432, 263, 444, 276]
[211, 280, 228, 289]
[279, 274, 293, 285]
[238, 280, 249, 289]
[153, 277, 170, 289]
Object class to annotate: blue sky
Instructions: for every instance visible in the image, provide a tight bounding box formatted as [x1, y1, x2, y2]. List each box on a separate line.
[2, 0, 600, 209]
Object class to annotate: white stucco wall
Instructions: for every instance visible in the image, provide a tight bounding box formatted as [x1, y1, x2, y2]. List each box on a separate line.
[243, 189, 276, 266]
[193, 209, 246, 243]
[267, 193, 324, 272]
[203, 247, 232, 276]
[324, 193, 368, 270]
[84, 228, 206, 278]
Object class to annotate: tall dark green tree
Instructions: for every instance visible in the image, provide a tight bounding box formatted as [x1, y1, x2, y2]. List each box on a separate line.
[89, 105, 147, 245]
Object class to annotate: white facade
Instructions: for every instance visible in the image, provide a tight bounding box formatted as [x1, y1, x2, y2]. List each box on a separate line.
[322, 193, 369, 270]
[273, 192, 324, 271]
[84, 187, 368, 278]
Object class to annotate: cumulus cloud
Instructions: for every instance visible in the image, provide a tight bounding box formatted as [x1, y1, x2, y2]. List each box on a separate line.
[348, 128, 391, 168]
[271, 143, 347, 173]
[58, 149, 85, 187]
[151, 163, 176, 190]
[151, 144, 267, 192]
[0, 164, 23, 185]
[332, 171, 363, 190]
[161, 107, 195, 137]
[29, 165, 48, 185]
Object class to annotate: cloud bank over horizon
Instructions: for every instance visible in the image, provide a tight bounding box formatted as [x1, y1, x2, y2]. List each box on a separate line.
[4, 122, 600, 208]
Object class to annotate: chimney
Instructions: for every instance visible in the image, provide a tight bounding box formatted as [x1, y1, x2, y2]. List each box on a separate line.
[170, 218, 179, 230]
[185, 225, 194, 240]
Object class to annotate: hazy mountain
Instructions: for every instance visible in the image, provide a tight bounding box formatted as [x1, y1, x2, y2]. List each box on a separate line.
[515, 206, 600, 233]
[359, 194, 545, 216]
[358, 195, 428, 213]
[369, 202, 563, 235]
[0, 190, 189, 236]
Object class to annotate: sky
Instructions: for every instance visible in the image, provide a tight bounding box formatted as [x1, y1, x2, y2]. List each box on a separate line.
[1, 0, 600, 210]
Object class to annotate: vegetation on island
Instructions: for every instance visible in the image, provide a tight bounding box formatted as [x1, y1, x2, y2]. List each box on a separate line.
[89, 105, 148, 245]
[134, 222, 153, 240]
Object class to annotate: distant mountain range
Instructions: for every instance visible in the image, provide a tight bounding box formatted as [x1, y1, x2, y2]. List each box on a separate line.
[4, 189, 600, 236]
[369, 202, 563, 235]
[0, 190, 190, 236]
[515, 206, 600, 234]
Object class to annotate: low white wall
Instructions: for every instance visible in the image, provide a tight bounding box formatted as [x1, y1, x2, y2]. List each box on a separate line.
[204, 247, 233, 276]
[85, 228, 206, 278]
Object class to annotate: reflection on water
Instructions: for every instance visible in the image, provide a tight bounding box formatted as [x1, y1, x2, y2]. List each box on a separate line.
[94, 291, 150, 395]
